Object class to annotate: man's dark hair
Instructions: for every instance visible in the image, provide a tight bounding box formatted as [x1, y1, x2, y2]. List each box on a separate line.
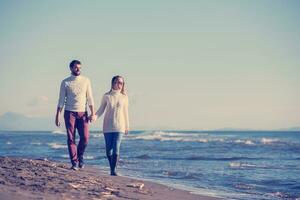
[69, 60, 81, 69]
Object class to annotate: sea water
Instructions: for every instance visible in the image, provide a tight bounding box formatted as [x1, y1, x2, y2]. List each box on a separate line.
[1, 130, 300, 200]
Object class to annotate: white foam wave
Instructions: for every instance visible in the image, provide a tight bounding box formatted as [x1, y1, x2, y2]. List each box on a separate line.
[210, 138, 225, 142]
[261, 138, 279, 144]
[153, 131, 207, 137]
[51, 130, 66, 135]
[196, 138, 209, 143]
[234, 139, 255, 145]
[229, 162, 257, 169]
[91, 134, 102, 138]
[129, 131, 284, 147]
[6, 141, 12, 145]
[61, 154, 95, 159]
[85, 155, 95, 160]
[132, 131, 218, 143]
[48, 143, 67, 149]
[234, 184, 255, 190]
[134, 135, 210, 143]
[269, 191, 291, 199]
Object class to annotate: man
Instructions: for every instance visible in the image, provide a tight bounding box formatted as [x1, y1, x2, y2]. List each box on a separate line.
[55, 60, 95, 170]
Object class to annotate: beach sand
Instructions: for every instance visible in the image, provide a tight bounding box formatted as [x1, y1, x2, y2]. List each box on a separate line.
[0, 156, 221, 200]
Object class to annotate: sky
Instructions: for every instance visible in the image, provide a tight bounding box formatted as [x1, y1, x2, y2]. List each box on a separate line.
[0, 0, 299, 130]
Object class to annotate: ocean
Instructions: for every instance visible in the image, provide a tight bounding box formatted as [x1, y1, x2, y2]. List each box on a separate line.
[0, 130, 300, 200]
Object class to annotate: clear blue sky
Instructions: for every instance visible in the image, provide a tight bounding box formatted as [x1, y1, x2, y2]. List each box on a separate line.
[0, 0, 299, 130]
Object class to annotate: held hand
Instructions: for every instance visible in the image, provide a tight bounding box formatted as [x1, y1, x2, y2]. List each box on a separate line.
[89, 114, 97, 123]
[55, 116, 60, 127]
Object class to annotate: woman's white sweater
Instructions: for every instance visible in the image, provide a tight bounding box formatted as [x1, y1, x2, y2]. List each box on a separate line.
[95, 89, 129, 133]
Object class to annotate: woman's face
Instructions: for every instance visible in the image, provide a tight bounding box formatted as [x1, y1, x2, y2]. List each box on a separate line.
[112, 77, 124, 90]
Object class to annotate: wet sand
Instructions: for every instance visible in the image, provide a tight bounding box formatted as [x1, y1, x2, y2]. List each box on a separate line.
[0, 156, 221, 200]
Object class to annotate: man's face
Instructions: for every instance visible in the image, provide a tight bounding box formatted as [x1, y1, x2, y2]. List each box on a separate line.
[71, 64, 81, 76]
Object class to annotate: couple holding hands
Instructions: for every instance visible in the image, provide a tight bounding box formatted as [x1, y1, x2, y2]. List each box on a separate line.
[55, 60, 129, 176]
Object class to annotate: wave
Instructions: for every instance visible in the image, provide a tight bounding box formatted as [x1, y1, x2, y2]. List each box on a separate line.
[233, 137, 292, 146]
[60, 155, 94, 159]
[132, 131, 221, 143]
[161, 170, 203, 180]
[91, 134, 102, 138]
[260, 138, 279, 144]
[30, 142, 42, 145]
[234, 183, 255, 190]
[234, 139, 255, 145]
[229, 162, 257, 169]
[131, 155, 262, 161]
[268, 191, 292, 199]
[6, 141, 12, 145]
[47, 143, 67, 149]
[187, 156, 259, 161]
[229, 162, 268, 169]
[85, 155, 96, 160]
[291, 184, 300, 190]
[126, 131, 294, 150]
[60, 154, 97, 160]
[149, 131, 208, 137]
[129, 131, 288, 145]
[51, 130, 66, 135]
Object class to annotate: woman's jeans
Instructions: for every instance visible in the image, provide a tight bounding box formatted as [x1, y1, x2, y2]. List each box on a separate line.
[104, 132, 123, 175]
[104, 132, 123, 157]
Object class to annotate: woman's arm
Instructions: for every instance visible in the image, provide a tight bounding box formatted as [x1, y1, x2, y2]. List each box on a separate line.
[95, 95, 107, 119]
[124, 96, 129, 135]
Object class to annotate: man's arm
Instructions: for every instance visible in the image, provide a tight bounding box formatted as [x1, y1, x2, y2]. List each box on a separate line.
[56, 81, 66, 127]
[55, 107, 63, 127]
[87, 79, 96, 122]
[89, 105, 96, 122]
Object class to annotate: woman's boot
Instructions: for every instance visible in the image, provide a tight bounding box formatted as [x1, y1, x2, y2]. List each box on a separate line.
[107, 155, 113, 175]
[111, 154, 119, 176]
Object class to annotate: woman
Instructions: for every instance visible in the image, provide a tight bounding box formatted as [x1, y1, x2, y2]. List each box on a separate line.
[95, 75, 129, 176]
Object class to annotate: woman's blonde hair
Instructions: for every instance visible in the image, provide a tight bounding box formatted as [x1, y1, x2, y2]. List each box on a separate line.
[110, 75, 126, 95]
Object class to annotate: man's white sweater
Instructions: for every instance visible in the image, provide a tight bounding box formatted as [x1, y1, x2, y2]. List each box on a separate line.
[96, 89, 129, 133]
[58, 75, 94, 112]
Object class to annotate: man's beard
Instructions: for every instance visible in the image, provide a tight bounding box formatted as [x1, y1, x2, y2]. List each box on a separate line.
[72, 71, 80, 76]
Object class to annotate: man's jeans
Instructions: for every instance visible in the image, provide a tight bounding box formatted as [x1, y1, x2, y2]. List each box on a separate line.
[64, 110, 89, 166]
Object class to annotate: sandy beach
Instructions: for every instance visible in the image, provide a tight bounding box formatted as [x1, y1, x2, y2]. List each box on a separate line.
[0, 156, 221, 200]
